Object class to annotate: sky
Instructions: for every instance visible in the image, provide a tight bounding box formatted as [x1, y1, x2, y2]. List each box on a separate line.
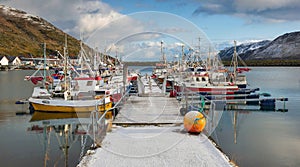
[2, 0, 300, 61]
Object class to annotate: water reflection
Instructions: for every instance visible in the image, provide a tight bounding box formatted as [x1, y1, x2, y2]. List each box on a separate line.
[224, 103, 288, 144]
[212, 102, 289, 166]
[27, 111, 106, 167]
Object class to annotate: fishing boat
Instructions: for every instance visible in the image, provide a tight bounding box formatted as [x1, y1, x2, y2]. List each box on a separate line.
[174, 79, 240, 95]
[173, 66, 240, 95]
[29, 95, 112, 113]
[172, 39, 256, 98]
[28, 39, 113, 114]
[28, 73, 113, 113]
[151, 41, 170, 84]
[227, 41, 251, 88]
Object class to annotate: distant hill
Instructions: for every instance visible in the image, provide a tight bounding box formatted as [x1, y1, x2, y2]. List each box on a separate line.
[219, 31, 300, 61]
[0, 5, 80, 57]
[218, 40, 271, 60]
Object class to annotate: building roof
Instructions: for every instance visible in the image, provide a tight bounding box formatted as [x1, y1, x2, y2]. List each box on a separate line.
[6, 55, 19, 63]
[0, 55, 8, 61]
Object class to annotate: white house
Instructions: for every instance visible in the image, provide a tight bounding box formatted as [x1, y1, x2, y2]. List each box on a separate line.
[0, 56, 9, 66]
[7, 56, 22, 66]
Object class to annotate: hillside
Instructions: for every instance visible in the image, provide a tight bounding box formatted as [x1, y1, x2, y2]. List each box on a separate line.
[219, 31, 300, 62]
[218, 40, 271, 60]
[0, 5, 80, 57]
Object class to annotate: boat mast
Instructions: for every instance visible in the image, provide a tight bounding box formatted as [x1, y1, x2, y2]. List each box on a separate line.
[233, 40, 238, 84]
[43, 42, 46, 88]
[115, 47, 118, 66]
[207, 45, 211, 70]
[160, 40, 166, 65]
[64, 35, 68, 93]
[197, 37, 201, 66]
[181, 44, 185, 67]
[94, 47, 97, 71]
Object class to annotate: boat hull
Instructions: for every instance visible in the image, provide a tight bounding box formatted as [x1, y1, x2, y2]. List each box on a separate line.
[29, 97, 113, 113]
[174, 85, 239, 94]
[30, 111, 91, 122]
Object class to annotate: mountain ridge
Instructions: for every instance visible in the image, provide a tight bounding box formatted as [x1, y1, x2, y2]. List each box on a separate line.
[0, 5, 81, 57]
[219, 31, 300, 61]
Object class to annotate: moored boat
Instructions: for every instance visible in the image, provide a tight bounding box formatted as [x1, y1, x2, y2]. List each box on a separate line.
[27, 40, 114, 115]
[29, 96, 112, 113]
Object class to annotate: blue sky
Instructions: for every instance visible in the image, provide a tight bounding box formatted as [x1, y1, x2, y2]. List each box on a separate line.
[101, 0, 300, 42]
[2, 0, 300, 61]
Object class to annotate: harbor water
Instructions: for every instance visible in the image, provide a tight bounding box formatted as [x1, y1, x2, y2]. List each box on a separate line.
[212, 67, 300, 167]
[0, 70, 93, 167]
[0, 67, 299, 166]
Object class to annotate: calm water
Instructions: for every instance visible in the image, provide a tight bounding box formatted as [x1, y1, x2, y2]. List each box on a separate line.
[212, 67, 300, 167]
[0, 67, 300, 167]
[0, 70, 93, 167]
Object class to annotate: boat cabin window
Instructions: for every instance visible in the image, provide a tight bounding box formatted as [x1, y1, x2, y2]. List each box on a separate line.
[196, 68, 206, 72]
[237, 75, 246, 81]
[86, 81, 93, 86]
[202, 77, 206, 81]
[95, 91, 106, 95]
[186, 67, 194, 72]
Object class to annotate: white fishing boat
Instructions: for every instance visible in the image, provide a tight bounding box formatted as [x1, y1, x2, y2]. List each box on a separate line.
[174, 72, 239, 95]
[28, 72, 113, 113]
[29, 96, 112, 113]
[28, 39, 113, 114]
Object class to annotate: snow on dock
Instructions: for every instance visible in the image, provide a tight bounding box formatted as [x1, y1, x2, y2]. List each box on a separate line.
[79, 126, 231, 167]
[78, 77, 231, 167]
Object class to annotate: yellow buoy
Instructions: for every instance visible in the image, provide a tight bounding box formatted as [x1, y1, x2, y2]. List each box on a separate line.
[184, 111, 206, 133]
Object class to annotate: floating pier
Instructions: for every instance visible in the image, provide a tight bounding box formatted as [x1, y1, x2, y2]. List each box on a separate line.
[177, 91, 288, 115]
[78, 76, 232, 167]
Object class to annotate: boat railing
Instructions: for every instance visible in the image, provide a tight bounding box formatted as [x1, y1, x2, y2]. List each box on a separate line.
[89, 85, 131, 148]
[97, 86, 130, 122]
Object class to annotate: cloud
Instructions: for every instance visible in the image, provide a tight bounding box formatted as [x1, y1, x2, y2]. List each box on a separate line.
[1, 1, 214, 61]
[193, 0, 300, 22]
[2, 0, 190, 42]
[2, 0, 125, 38]
[234, 0, 298, 12]
[3, 0, 79, 22]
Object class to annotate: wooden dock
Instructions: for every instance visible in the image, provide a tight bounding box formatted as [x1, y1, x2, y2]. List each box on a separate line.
[78, 77, 231, 167]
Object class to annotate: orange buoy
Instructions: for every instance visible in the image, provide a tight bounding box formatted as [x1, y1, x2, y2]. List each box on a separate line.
[184, 111, 206, 133]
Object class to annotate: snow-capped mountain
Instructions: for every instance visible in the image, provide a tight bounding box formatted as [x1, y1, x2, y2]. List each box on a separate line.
[218, 31, 300, 60]
[218, 40, 271, 60]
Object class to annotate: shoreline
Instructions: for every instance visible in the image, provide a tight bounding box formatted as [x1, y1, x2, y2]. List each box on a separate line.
[1, 65, 300, 72]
